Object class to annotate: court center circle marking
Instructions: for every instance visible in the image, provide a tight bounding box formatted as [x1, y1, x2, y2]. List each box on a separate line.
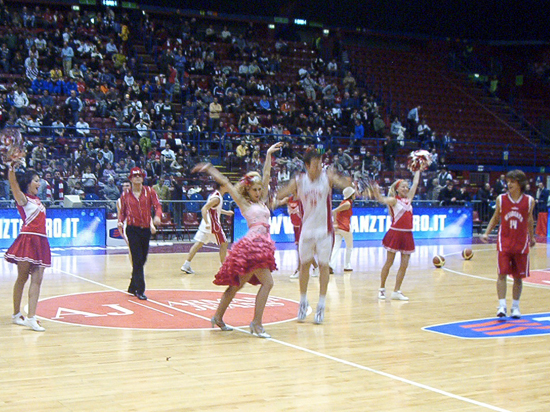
[33, 263, 514, 411]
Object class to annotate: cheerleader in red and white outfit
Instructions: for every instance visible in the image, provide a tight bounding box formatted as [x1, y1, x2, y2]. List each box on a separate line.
[5, 166, 51, 332]
[373, 170, 421, 301]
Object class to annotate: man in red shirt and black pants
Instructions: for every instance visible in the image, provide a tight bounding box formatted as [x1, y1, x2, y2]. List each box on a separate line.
[118, 167, 162, 300]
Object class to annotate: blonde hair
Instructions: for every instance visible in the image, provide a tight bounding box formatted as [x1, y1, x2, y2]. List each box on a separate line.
[388, 179, 404, 198]
[237, 171, 262, 201]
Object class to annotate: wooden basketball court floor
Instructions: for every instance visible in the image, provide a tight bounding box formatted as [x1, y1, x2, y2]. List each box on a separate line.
[1, 238, 550, 412]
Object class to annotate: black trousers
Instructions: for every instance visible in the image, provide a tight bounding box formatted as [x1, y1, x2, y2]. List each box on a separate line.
[126, 225, 151, 295]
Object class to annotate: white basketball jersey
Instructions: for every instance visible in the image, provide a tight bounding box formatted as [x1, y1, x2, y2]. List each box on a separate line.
[296, 170, 333, 238]
[198, 190, 223, 233]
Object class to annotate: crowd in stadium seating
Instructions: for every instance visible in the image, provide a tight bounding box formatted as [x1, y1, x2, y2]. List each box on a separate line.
[0, 0, 514, 224]
[0, 0, 402, 204]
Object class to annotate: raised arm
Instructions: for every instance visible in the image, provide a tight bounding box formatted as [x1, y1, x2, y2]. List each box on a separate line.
[193, 163, 249, 212]
[261, 142, 284, 202]
[8, 166, 27, 206]
[201, 196, 220, 229]
[327, 167, 352, 191]
[372, 183, 397, 207]
[276, 177, 297, 201]
[407, 170, 421, 200]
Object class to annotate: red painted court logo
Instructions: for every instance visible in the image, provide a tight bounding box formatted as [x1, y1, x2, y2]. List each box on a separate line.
[36, 290, 299, 330]
[525, 270, 550, 286]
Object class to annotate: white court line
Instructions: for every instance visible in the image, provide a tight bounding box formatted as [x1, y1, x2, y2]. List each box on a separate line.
[442, 245, 550, 289]
[128, 299, 175, 316]
[51, 266, 511, 412]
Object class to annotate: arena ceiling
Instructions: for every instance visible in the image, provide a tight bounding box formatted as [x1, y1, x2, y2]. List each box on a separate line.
[139, 0, 549, 42]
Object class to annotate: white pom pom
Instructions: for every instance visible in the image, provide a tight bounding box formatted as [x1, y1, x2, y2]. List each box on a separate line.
[407, 150, 433, 172]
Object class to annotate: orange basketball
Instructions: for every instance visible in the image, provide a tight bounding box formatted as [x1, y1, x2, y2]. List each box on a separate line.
[462, 248, 474, 260]
[433, 255, 445, 268]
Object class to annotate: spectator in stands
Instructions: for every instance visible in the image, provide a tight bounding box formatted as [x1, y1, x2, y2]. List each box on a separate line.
[372, 114, 386, 139]
[327, 59, 338, 76]
[458, 184, 472, 203]
[51, 170, 67, 202]
[81, 165, 98, 194]
[416, 119, 431, 147]
[0, 43, 10, 72]
[75, 116, 90, 138]
[31, 141, 48, 167]
[382, 134, 399, 172]
[25, 61, 39, 82]
[407, 105, 421, 138]
[300, 73, 318, 101]
[437, 166, 453, 186]
[103, 175, 120, 204]
[152, 176, 170, 207]
[161, 142, 176, 169]
[209, 96, 222, 130]
[426, 178, 443, 202]
[61, 41, 74, 76]
[342, 71, 356, 92]
[494, 174, 507, 195]
[26, 115, 42, 136]
[115, 159, 130, 181]
[535, 179, 549, 219]
[65, 90, 83, 123]
[438, 179, 461, 206]
[12, 85, 29, 117]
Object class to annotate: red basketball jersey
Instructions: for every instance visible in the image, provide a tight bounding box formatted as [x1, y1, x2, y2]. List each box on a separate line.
[287, 195, 302, 227]
[497, 193, 533, 254]
[335, 199, 353, 232]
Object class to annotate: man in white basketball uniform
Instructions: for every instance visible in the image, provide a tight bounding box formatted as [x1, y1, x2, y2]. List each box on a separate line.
[277, 149, 352, 324]
[181, 183, 234, 274]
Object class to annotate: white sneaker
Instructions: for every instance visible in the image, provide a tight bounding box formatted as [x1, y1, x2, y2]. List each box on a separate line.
[314, 305, 325, 324]
[378, 289, 386, 300]
[511, 307, 521, 319]
[12, 313, 25, 326]
[290, 269, 300, 279]
[24, 317, 45, 332]
[496, 306, 507, 318]
[297, 301, 309, 322]
[311, 267, 319, 277]
[391, 291, 409, 301]
[181, 264, 195, 274]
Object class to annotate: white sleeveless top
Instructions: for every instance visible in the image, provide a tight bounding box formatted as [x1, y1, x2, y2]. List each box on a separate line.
[198, 190, 223, 233]
[296, 170, 333, 238]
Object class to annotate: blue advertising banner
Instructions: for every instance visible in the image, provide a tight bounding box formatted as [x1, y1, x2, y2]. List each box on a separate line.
[233, 206, 473, 243]
[0, 208, 106, 248]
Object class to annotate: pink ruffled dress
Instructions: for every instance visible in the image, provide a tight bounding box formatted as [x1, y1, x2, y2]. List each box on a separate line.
[214, 202, 277, 286]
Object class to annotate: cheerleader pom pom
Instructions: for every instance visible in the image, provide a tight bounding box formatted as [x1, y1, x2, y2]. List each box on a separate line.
[0, 128, 25, 164]
[407, 149, 433, 172]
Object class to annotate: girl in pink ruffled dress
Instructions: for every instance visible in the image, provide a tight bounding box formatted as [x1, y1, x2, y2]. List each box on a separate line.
[193, 142, 283, 338]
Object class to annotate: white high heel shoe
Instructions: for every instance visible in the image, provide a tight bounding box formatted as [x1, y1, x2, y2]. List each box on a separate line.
[211, 317, 233, 331]
[250, 322, 271, 338]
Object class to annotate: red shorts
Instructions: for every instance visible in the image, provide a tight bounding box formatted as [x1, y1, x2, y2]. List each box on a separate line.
[293, 225, 301, 244]
[497, 251, 530, 278]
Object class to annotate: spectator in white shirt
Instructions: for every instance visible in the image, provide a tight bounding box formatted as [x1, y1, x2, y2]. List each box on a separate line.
[124, 71, 135, 88]
[13, 86, 29, 115]
[105, 40, 118, 57]
[75, 117, 90, 138]
[135, 118, 149, 138]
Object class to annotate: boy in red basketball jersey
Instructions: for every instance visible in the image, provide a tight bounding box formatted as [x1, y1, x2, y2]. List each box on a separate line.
[482, 170, 536, 319]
